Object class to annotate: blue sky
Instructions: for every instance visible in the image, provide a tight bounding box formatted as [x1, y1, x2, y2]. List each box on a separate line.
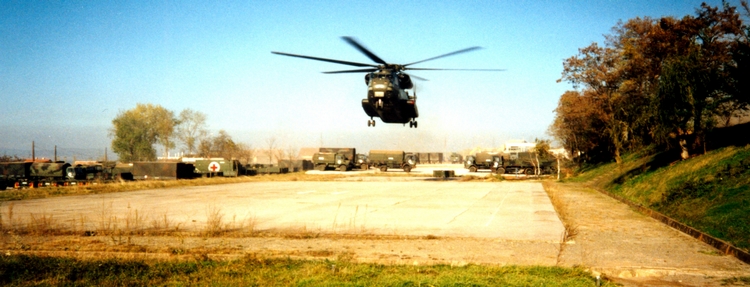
[0, 0, 739, 160]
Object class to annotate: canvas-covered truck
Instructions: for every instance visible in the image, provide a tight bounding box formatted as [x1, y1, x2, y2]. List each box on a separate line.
[368, 150, 417, 172]
[464, 152, 502, 173]
[313, 147, 357, 171]
[313, 152, 354, 171]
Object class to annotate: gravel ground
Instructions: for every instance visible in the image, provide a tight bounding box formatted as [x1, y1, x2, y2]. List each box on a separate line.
[3, 179, 750, 286]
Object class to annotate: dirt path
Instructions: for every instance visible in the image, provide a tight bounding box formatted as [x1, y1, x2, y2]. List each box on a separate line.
[545, 181, 750, 286]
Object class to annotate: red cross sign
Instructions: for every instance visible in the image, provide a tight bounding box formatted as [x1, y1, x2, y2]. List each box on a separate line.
[208, 161, 221, 172]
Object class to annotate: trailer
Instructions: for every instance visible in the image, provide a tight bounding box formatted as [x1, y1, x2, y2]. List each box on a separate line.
[0, 162, 31, 189]
[193, 159, 244, 177]
[132, 162, 195, 180]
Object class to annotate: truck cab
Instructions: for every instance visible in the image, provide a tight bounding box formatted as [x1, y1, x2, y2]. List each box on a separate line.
[465, 152, 503, 173]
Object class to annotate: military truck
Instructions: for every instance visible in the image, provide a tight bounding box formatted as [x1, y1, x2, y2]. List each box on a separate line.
[65, 161, 127, 185]
[193, 158, 243, 177]
[368, 150, 417, 172]
[464, 152, 502, 173]
[0, 161, 72, 188]
[312, 147, 357, 171]
[312, 152, 353, 171]
[449, 153, 463, 164]
[501, 151, 557, 175]
[355, 154, 369, 170]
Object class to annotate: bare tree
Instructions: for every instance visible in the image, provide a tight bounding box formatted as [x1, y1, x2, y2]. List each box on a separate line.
[265, 137, 277, 165]
[176, 109, 208, 156]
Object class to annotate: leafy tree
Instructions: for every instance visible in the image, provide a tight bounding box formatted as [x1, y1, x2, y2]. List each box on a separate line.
[176, 109, 208, 156]
[653, 3, 745, 158]
[110, 103, 176, 162]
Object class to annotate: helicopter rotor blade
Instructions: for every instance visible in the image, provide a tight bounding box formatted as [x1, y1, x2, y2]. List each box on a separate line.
[406, 68, 506, 72]
[323, 68, 378, 74]
[271, 51, 378, 68]
[341, 36, 388, 65]
[404, 46, 484, 67]
[404, 72, 429, 81]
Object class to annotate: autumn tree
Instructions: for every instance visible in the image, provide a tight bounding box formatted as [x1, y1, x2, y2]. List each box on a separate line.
[552, 2, 750, 162]
[110, 103, 176, 162]
[558, 42, 630, 163]
[196, 130, 254, 161]
[549, 90, 610, 162]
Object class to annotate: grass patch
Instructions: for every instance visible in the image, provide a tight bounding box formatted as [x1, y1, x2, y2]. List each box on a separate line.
[0, 254, 614, 286]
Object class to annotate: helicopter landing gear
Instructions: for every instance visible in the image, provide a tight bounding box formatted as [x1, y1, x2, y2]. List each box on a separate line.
[409, 120, 418, 128]
[367, 119, 375, 127]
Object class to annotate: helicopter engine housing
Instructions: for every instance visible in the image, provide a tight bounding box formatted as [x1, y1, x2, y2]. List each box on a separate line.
[398, 74, 413, 89]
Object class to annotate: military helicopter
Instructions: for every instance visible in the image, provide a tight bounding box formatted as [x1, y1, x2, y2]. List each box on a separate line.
[272, 37, 504, 128]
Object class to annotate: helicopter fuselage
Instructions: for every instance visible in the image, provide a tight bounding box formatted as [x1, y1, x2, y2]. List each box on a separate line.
[361, 71, 418, 126]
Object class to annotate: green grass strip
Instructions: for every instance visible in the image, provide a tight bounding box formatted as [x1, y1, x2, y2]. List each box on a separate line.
[0, 254, 613, 286]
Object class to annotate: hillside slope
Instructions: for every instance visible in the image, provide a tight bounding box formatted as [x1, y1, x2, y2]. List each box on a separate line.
[572, 145, 750, 251]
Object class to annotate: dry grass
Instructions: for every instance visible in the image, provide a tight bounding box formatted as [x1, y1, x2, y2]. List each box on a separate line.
[0, 172, 350, 202]
[0, 201, 264, 242]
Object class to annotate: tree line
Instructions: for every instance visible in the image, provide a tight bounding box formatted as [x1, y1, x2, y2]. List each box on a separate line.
[110, 103, 253, 162]
[551, 2, 750, 164]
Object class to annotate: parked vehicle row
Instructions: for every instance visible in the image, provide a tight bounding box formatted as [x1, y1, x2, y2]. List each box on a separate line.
[464, 151, 557, 175]
[0, 161, 132, 189]
[1, 159, 289, 189]
[312, 148, 418, 173]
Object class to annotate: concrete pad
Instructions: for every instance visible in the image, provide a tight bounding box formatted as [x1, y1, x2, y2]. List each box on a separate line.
[2, 181, 565, 242]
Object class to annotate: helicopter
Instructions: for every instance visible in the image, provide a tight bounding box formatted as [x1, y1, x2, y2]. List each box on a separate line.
[272, 37, 504, 128]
